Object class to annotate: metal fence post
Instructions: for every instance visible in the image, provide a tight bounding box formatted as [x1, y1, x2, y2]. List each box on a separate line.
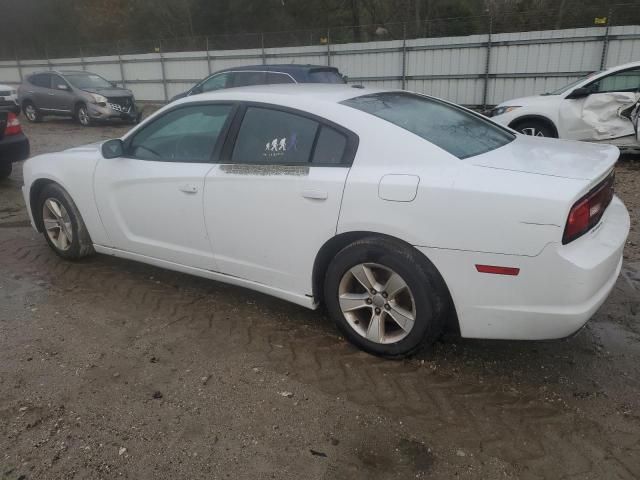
[599, 7, 613, 70]
[116, 41, 127, 89]
[326, 28, 331, 66]
[159, 39, 168, 102]
[14, 49, 23, 82]
[205, 36, 212, 75]
[261, 33, 266, 65]
[481, 14, 493, 110]
[401, 23, 407, 90]
[79, 46, 86, 71]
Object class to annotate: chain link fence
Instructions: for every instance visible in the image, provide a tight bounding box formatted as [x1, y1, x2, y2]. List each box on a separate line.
[1, 4, 638, 61]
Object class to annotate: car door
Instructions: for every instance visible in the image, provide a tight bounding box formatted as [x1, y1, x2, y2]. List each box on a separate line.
[94, 103, 236, 269]
[29, 73, 53, 110]
[560, 67, 640, 141]
[203, 104, 357, 295]
[48, 74, 75, 113]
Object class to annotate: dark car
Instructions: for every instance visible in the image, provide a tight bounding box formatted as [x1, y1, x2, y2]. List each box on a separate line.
[0, 110, 29, 179]
[18, 70, 141, 127]
[169, 64, 347, 103]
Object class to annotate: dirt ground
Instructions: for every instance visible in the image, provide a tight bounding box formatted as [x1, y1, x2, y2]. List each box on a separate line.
[0, 118, 639, 480]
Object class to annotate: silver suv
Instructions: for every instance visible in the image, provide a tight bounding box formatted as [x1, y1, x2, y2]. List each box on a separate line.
[18, 70, 140, 126]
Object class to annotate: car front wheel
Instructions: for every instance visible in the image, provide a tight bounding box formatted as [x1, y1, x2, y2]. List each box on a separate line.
[324, 237, 449, 358]
[76, 104, 91, 127]
[39, 183, 95, 260]
[512, 119, 556, 138]
[23, 102, 41, 123]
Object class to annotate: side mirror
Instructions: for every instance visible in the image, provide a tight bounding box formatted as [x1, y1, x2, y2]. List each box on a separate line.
[567, 87, 592, 99]
[56, 84, 69, 91]
[111, 82, 118, 87]
[102, 139, 124, 159]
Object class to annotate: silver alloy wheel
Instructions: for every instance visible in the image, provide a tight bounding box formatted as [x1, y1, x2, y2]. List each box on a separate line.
[42, 198, 73, 251]
[25, 104, 37, 121]
[520, 127, 545, 137]
[78, 106, 90, 126]
[338, 262, 416, 344]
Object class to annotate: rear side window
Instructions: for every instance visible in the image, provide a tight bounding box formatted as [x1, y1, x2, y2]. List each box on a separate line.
[342, 92, 514, 159]
[200, 73, 230, 93]
[232, 71, 267, 88]
[231, 107, 319, 164]
[308, 69, 345, 84]
[312, 127, 347, 164]
[266, 72, 295, 85]
[30, 74, 52, 88]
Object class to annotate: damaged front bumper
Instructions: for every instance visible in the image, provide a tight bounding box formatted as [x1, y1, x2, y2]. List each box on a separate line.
[88, 98, 140, 123]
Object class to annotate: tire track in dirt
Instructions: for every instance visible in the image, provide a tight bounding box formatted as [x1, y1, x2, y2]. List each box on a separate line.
[1, 229, 638, 479]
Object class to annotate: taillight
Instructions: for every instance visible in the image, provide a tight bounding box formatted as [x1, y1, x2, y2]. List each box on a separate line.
[562, 173, 614, 244]
[4, 112, 22, 136]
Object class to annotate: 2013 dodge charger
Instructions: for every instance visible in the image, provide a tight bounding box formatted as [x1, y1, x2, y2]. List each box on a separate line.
[20, 85, 630, 357]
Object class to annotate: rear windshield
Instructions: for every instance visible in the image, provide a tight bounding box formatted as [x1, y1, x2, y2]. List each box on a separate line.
[341, 92, 514, 159]
[308, 69, 345, 84]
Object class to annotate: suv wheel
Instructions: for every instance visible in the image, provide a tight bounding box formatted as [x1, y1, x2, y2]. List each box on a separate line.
[23, 102, 41, 123]
[323, 237, 449, 358]
[76, 104, 91, 127]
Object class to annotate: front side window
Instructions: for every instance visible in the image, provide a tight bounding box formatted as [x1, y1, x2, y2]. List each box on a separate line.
[128, 104, 233, 162]
[342, 92, 514, 159]
[589, 68, 640, 94]
[65, 73, 112, 90]
[231, 107, 319, 164]
[200, 73, 230, 93]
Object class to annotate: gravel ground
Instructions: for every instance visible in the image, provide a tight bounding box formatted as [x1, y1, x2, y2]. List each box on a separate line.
[0, 117, 639, 479]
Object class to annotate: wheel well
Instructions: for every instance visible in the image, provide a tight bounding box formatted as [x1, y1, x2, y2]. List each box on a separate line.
[74, 101, 87, 114]
[509, 115, 558, 138]
[29, 179, 56, 232]
[312, 231, 460, 334]
[22, 99, 34, 109]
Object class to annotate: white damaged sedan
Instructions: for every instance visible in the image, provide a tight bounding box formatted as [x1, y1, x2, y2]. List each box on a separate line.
[21, 85, 630, 357]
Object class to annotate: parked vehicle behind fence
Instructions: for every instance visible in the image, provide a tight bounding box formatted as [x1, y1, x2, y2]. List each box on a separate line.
[0, 84, 20, 114]
[169, 64, 347, 103]
[18, 70, 141, 127]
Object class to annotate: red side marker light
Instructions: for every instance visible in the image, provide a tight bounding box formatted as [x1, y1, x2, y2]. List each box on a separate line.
[475, 265, 520, 276]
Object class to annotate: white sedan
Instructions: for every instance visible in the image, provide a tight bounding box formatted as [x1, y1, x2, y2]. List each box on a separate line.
[490, 61, 640, 149]
[21, 85, 630, 357]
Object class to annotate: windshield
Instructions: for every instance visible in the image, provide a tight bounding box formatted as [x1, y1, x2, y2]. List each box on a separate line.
[64, 73, 113, 90]
[544, 71, 601, 95]
[342, 92, 514, 159]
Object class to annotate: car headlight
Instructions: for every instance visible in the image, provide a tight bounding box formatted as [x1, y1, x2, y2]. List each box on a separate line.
[492, 105, 521, 116]
[89, 93, 108, 105]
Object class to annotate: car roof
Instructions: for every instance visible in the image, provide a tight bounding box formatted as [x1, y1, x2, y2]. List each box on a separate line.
[181, 83, 378, 104]
[217, 64, 339, 74]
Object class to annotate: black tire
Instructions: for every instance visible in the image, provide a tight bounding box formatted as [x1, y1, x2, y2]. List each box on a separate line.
[0, 162, 12, 179]
[511, 119, 556, 138]
[323, 237, 450, 358]
[76, 103, 91, 127]
[38, 183, 95, 260]
[23, 101, 42, 123]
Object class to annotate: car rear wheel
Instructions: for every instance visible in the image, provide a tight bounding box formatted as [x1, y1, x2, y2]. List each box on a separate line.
[23, 102, 41, 123]
[39, 183, 94, 260]
[512, 119, 556, 138]
[0, 162, 12, 179]
[324, 237, 448, 357]
[76, 104, 91, 127]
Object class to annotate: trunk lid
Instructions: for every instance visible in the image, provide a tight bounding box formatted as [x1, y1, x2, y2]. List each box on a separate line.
[469, 135, 618, 181]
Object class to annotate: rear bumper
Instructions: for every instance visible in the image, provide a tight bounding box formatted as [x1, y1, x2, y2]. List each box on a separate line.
[0, 134, 30, 164]
[417, 196, 630, 340]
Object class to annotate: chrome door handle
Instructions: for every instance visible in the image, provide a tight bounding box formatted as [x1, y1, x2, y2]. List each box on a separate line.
[301, 189, 328, 200]
[179, 184, 198, 194]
